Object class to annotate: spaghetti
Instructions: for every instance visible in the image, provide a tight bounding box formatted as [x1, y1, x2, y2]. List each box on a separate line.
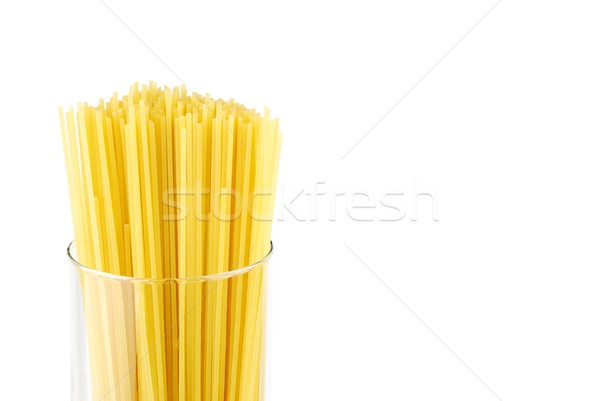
[60, 82, 282, 401]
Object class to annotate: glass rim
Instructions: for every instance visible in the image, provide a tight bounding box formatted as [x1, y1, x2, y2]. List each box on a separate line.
[67, 240, 273, 283]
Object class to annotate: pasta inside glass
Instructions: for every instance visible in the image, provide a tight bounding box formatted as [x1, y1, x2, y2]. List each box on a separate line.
[69, 241, 273, 401]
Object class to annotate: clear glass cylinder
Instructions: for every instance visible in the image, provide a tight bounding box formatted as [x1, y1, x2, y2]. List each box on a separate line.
[69, 241, 273, 401]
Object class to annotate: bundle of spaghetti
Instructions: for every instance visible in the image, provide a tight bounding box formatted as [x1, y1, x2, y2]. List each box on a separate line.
[60, 82, 282, 401]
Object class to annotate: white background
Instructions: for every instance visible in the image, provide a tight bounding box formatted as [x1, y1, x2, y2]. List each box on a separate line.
[1, 0, 599, 400]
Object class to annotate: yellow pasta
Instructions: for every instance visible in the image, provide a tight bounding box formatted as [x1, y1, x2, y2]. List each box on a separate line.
[61, 82, 281, 401]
